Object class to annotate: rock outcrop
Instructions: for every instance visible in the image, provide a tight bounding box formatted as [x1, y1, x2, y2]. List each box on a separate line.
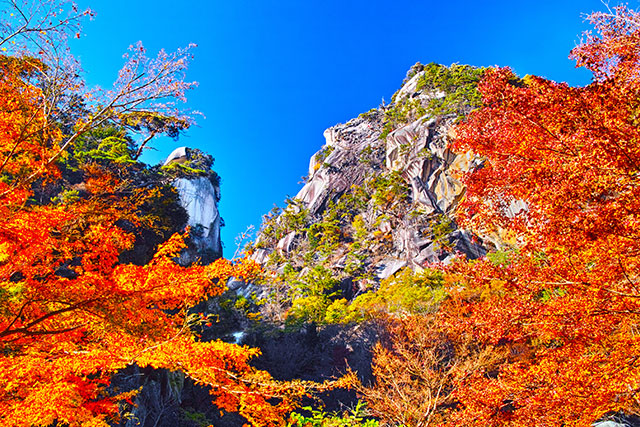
[253, 63, 487, 285]
[173, 176, 222, 262]
[163, 147, 223, 264]
[114, 148, 225, 427]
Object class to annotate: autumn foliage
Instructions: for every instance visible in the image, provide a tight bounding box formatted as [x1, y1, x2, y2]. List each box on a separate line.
[439, 5, 640, 426]
[0, 60, 303, 424]
[6, 1, 640, 426]
[0, 2, 331, 426]
[339, 5, 640, 427]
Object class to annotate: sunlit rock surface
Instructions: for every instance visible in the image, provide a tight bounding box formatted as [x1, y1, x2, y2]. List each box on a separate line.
[254, 66, 487, 276]
[163, 146, 189, 166]
[163, 147, 223, 264]
[173, 176, 222, 257]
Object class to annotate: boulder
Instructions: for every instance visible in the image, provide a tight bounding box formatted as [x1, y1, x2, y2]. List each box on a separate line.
[276, 231, 297, 255]
[376, 258, 407, 280]
[163, 146, 188, 166]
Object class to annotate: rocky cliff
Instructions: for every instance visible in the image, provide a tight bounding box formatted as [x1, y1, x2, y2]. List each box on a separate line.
[117, 63, 498, 426]
[206, 63, 497, 417]
[251, 63, 488, 307]
[163, 146, 223, 264]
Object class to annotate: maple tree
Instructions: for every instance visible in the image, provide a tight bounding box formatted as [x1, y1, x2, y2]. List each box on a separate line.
[0, 1, 339, 426]
[348, 5, 640, 426]
[436, 4, 640, 425]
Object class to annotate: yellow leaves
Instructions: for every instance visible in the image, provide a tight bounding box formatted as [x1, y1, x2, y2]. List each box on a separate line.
[80, 418, 111, 427]
[480, 278, 507, 300]
[0, 184, 284, 425]
[151, 232, 188, 260]
[1, 280, 24, 303]
[0, 242, 12, 265]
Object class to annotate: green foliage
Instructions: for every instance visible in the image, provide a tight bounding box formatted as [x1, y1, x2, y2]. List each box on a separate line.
[181, 408, 212, 427]
[402, 61, 426, 85]
[537, 287, 568, 303]
[368, 171, 409, 207]
[299, 267, 448, 326]
[487, 250, 513, 266]
[357, 146, 375, 165]
[255, 205, 284, 248]
[351, 215, 367, 241]
[281, 198, 311, 233]
[160, 147, 221, 187]
[52, 188, 80, 205]
[64, 125, 135, 169]
[357, 108, 379, 121]
[381, 63, 486, 139]
[255, 199, 310, 250]
[315, 145, 335, 166]
[266, 250, 285, 267]
[429, 214, 455, 250]
[307, 220, 341, 254]
[286, 265, 342, 326]
[416, 62, 486, 118]
[347, 268, 447, 321]
[323, 296, 372, 325]
[323, 298, 351, 324]
[291, 265, 341, 303]
[288, 401, 379, 427]
[304, 193, 369, 260]
[120, 111, 190, 140]
[333, 189, 370, 220]
[380, 98, 426, 140]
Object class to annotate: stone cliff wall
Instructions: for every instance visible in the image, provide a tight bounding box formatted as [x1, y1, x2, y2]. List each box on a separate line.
[252, 64, 487, 286]
[173, 176, 223, 263]
[164, 146, 223, 264]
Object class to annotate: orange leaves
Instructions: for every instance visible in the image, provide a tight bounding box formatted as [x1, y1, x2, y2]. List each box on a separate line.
[0, 5, 323, 424]
[570, 5, 640, 83]
[0, 57, 62, 188]
[0, 195, 302, 426]
[0, 56, 308, 426]
[455, 64, 640, 259]
[436, 6, 640, 425]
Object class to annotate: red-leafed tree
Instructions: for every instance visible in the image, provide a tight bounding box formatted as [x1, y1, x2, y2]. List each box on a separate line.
[439, 4, 640, 425]
[353, 5, 640, 427]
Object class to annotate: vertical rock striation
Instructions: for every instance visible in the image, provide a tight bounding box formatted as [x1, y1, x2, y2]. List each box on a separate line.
[253, 63, 487, 285]
[164, 146, 223, 264]
[173, 176, 222, 262]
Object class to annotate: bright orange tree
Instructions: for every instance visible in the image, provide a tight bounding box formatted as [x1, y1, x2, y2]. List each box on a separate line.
[0, 4, 332, 426]
[441, 5, 640, 425]
[0, 56, 328, 426]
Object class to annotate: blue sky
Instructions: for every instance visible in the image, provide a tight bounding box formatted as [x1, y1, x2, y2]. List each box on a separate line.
[69, 0, 630, 254]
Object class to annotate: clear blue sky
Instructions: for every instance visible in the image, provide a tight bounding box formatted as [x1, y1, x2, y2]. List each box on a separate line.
[69, 0, 631, 254]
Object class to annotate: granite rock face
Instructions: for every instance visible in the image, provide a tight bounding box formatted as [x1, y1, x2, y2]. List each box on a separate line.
[297, 116, 383, 216]
[163, 147, 223, 264]
[244, 67, 489, 409]
[386, 116, 474, 216]
[254, 66, 486, 281]
[173, 176, 222, 262]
